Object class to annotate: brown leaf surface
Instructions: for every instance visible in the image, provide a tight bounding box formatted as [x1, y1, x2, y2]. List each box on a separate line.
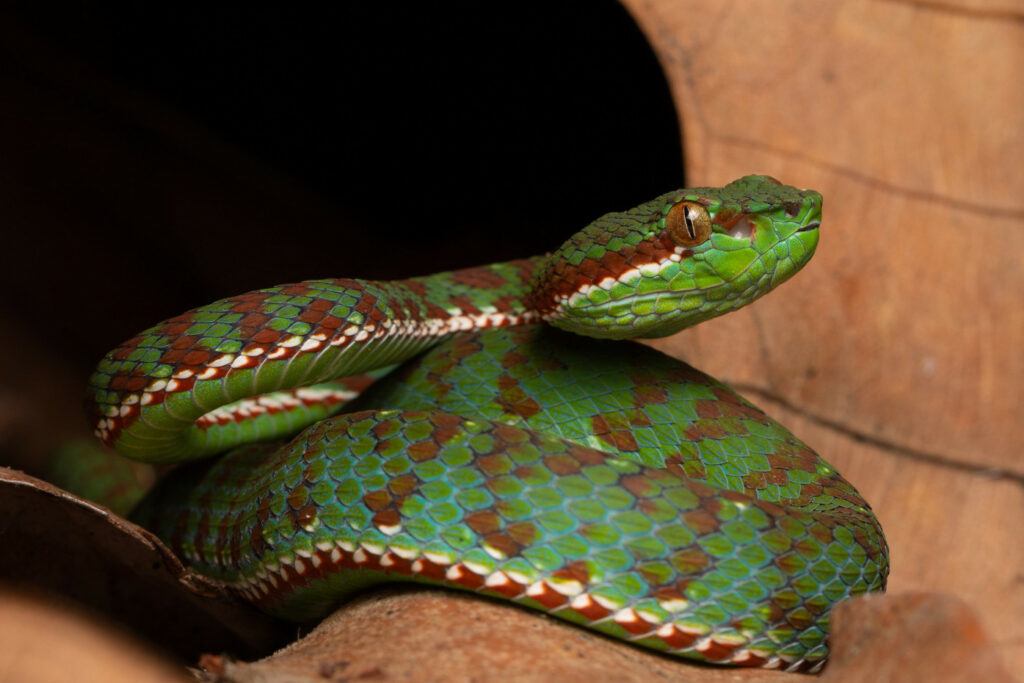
[0, 467, 290, 661]
[212, 589, 792, 683]
[823, 592, 1013, 682]
[201, 589, 1012, 683]
[0, 588, 190, 683]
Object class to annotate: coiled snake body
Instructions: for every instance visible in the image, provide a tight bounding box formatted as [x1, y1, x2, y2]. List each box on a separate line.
[87, 176, 888, 672]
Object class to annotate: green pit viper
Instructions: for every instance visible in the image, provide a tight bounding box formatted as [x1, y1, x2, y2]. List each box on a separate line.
[84, 175, 888, 672]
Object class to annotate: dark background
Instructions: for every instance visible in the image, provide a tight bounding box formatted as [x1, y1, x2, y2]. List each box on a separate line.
[1, 4, 681, 469]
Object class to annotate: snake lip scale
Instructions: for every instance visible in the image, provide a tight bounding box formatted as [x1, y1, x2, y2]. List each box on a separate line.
[83, 176, 888, 672]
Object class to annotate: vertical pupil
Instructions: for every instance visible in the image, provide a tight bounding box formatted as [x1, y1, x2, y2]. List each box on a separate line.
[684, 209, 696, 239]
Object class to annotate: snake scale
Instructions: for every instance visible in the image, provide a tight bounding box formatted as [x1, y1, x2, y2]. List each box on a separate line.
[85, 176, 888, 672]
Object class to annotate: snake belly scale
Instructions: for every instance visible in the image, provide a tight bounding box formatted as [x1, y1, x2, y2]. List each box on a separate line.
[86, 176, 888, 672]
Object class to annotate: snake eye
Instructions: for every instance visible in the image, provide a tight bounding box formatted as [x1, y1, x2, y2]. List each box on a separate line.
[666, 201, 712, 246]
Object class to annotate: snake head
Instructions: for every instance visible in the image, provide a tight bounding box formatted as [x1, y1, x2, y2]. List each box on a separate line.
[531, 175, 822, 339]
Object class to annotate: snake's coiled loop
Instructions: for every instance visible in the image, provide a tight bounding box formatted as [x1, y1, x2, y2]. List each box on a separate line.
[86, 176, 885, 671]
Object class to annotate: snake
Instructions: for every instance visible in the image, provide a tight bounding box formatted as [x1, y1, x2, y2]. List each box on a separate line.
[85, 175, 888, 672]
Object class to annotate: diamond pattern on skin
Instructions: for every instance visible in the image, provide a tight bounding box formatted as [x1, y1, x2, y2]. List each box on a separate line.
[134, 326, 887, 671]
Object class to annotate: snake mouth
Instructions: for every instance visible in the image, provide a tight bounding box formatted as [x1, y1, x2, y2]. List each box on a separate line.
[796, 221, 820, 233]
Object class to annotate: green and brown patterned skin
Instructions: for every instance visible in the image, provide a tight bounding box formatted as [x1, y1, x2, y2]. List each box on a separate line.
[87, 176, 888, 672]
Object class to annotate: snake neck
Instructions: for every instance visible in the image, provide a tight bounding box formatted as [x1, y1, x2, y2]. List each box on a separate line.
[400, 256, 545, 330]
[87, 256, 551, 462]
